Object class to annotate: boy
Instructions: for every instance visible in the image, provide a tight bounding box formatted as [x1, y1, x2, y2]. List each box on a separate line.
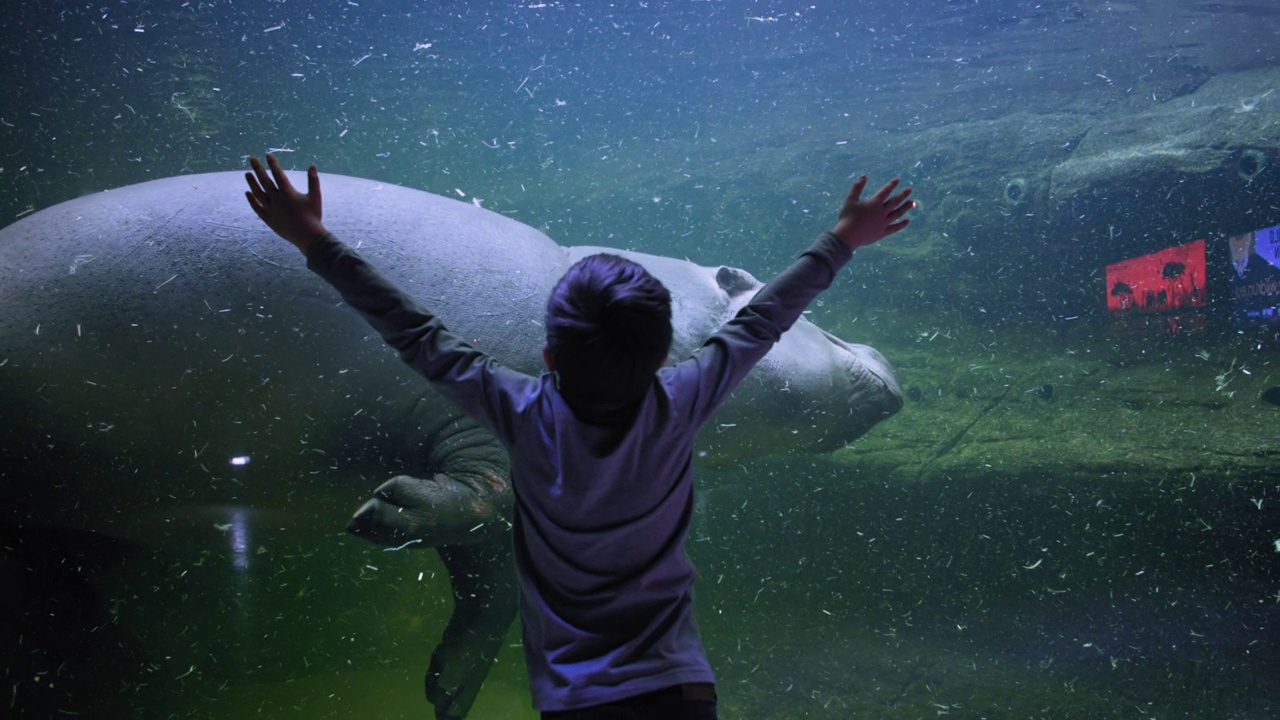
[244, 154, 913, 719]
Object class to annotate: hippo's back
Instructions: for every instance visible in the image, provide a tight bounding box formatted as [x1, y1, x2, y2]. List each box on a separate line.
[0, 172, 564, 531]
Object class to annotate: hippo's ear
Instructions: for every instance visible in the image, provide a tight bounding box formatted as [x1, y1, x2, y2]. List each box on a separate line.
[715, 266, 759, 297]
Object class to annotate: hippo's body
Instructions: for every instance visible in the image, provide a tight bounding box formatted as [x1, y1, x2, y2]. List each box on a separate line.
[0, 172, 900, 718]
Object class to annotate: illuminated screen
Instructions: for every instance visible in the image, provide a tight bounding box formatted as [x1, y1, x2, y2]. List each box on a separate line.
[1228, 223, 1280, 328]
[1105, 239, 1206, 335]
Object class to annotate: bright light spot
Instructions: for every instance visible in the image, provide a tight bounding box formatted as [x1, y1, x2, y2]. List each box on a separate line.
[230, 455, 251, 466]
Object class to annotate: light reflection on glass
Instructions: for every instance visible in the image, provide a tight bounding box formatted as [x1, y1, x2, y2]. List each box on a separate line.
[229, 508, 249, 571]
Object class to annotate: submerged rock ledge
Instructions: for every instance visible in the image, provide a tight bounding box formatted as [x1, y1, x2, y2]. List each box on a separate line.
[836, 341, 1278, 485]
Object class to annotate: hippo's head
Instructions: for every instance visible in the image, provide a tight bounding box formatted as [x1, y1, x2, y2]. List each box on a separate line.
[568, 247, 903, 464]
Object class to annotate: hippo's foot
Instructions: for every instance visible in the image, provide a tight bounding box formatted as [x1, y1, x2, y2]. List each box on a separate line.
[423, 537, 518, 720]
[346, 473, 508, 548]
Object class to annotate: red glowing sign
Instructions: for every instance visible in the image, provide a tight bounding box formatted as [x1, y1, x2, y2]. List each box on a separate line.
[1105, 239, 1206, 335]
[1106, 239, 1206, 314]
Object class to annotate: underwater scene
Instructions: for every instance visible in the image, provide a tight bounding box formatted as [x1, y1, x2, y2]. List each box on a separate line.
[1, 1, 1276, 718]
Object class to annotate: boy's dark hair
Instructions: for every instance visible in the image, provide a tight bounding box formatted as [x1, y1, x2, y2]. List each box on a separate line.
[545, 253, 672, 418]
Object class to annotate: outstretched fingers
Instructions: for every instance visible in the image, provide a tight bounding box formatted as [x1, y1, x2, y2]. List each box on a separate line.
[268, 153, 297, 193]
[243, 190, 264, 220]
[243, 157, 273, 212]
[886, 187, 914, 217]
[844, 174, 868, 204]
[307, 164, 321, 201]
[867, 178, 901, 205]
[248, 155, 275, 194]
[241, 153, 328, 252]
[306, 164, 322, 218]
[886, 187, 915, 234]
[244, 168, 267, 218]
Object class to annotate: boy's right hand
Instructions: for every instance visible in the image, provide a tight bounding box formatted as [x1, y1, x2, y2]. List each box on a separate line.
[831, 175, 915, 251]
[244, 154, 329, 255]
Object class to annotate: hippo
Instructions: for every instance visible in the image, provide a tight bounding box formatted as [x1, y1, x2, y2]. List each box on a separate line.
[0, 171, 901, 718]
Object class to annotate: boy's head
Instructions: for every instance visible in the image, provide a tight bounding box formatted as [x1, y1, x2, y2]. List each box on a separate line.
[544, 253, 672, 415]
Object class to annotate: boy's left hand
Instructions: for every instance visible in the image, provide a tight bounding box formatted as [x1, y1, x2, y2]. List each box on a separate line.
[244, 154, 328, 255]
[830, 175, 914, 252]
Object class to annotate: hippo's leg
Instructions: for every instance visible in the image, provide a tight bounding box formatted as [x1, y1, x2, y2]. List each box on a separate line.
[345, 469, 508, 547]
[347, 402, 517, 720]
[425, 528, 518, 720]
[346, 408, 513, 547]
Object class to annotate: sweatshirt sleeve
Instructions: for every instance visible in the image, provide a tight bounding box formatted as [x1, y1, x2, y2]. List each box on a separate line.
[304, 233, 533, 442]
[669, 231, 853, 428]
